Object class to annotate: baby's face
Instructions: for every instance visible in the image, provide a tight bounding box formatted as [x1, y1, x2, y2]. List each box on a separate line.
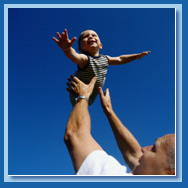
[79, 30, 102, 56]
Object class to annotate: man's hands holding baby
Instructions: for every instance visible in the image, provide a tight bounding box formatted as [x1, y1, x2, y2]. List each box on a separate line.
[66, 76, 97, 102]
[66, 75, 114, 116]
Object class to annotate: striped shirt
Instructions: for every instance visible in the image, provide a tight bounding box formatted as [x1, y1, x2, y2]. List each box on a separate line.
[70, 55, 109, 106]
[75, 55, 108, 87]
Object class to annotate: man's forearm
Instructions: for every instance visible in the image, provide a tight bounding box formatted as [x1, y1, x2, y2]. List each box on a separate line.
[105, 109, 142, 170]
[65, 76, 102, 173]
[64, 99, 91, 172]
[65, 99, 90, 136]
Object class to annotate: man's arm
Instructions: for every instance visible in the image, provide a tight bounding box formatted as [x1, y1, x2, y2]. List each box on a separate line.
[98, 87, 142, 170]
[107, 51, 151, 65]
[53, 29, 88, 69]
[64, 76, 103, 173]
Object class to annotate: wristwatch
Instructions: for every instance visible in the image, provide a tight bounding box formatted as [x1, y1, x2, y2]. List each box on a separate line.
[75, 95, 89, 103]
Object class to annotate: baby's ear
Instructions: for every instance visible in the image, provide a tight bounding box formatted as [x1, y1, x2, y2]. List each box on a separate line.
[100, 43, 103, 50]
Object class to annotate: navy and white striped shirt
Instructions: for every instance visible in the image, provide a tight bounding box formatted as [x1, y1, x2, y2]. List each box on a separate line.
[71, 55, 109, 105]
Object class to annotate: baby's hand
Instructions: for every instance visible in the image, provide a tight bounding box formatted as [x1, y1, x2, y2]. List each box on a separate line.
[137, 51, 151, 59]
[53, 29, 77, 51]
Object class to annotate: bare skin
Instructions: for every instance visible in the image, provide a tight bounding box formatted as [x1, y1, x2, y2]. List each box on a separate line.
[98, 88, 175, 174]
[64, 76, 103, 172]
[64, 76, 175, 175]
[133, 134, 175, 175]
[53, 29, 151, 69]
[98, 87, 142, 170]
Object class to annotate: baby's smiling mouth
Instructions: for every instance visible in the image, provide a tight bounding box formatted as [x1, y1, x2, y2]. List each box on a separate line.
[88, 40, 96, 45]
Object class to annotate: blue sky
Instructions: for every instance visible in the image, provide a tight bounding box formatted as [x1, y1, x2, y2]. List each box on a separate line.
[7, 7, 176, 176]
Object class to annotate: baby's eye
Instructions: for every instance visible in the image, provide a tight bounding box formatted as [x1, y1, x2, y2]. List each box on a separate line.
[82, 34, 89, 38]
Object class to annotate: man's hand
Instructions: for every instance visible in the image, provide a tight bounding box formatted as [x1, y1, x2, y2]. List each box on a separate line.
[66, 76, 97, 99]
[137, 51, 151, 59]
[53, 29, 77, 51]
[98, 87, 113, 115]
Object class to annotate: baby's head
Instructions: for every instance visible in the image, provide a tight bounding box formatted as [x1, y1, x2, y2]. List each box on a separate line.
[78, 30, 102, 56]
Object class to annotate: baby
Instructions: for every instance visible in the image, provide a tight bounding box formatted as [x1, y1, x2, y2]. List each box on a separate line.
[53, 29, 150, 106]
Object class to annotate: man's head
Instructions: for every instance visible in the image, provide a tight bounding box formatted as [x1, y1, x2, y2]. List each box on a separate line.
[78, 30, 102, 56]
[133, 134, 175, 175]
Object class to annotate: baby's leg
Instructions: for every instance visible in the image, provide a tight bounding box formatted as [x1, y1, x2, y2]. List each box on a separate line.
[88, 88, 98, 105]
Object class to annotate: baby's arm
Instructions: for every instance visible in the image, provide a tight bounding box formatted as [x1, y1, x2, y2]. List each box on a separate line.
[53, 29, 88, 69]
[107, 51, 151, 65]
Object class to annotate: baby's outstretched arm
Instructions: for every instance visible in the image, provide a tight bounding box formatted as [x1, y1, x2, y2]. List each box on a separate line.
[53, 29, 88, 68]
[53, 29, 77, 51]
[136, 51, 151, 59]
[107, 51, 151, 65]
